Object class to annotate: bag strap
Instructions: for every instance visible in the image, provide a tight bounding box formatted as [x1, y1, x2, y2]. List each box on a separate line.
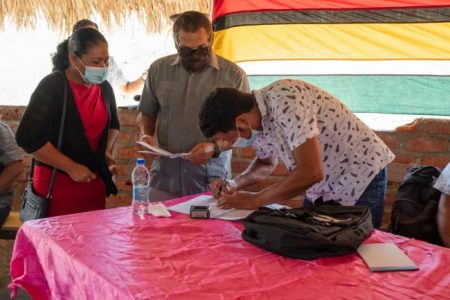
[28, 71, 68, 199]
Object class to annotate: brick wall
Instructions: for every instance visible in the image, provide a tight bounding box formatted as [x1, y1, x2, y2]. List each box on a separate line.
[1, 106, 449, 222]
[1, 106, 449, 287]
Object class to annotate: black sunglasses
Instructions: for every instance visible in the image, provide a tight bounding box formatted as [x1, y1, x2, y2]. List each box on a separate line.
[178, 45, 210, 58]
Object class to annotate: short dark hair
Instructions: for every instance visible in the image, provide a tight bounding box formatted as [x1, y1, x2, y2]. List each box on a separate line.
[52, 27, 107, 71]
[72, 19, 98, 33]
[199, 88, 255, 138]
[173, 11, 213, 44]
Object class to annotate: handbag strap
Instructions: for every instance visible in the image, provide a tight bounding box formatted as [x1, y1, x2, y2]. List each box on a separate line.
[28, 71, 68, 199]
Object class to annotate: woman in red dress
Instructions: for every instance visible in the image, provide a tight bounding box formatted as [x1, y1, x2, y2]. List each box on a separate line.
[16, 28, 120, 217]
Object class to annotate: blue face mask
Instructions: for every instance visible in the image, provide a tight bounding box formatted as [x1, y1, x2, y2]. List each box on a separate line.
[232, 123, 262, 148]
[77, 58, 108, 85]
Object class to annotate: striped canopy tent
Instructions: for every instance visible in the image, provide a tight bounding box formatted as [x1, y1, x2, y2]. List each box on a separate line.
[212, 0, 450, 116]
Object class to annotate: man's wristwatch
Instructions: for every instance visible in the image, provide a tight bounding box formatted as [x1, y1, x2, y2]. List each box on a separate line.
[212, 141, 220, 158]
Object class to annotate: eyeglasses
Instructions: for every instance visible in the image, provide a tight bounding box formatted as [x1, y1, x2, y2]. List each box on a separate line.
[178, 45, 210, 58]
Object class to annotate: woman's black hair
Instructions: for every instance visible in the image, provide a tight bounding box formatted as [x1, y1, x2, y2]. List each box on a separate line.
[51, 27, 107, 71]
[72, 19, 98, 33]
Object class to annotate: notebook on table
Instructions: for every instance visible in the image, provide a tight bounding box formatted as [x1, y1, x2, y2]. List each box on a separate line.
[357, 243, 419, 272]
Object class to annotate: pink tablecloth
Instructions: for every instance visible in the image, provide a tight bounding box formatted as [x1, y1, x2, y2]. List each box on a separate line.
[9, 194, 450, 300]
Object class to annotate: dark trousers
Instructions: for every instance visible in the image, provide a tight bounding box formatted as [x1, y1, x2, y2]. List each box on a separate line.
[303, 168, 387, 229]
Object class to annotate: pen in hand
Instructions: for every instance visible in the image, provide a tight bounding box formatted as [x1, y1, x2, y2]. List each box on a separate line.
[218, 171, 228, 198]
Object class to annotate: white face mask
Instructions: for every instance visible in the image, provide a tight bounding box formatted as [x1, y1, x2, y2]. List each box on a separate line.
[232, 122, 262, 148]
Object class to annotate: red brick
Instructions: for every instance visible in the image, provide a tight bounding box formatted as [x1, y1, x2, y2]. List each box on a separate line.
[381, 212, 392, 231]
[115, 164, 131, 176]
[394, 118, 422, 133]
[387, 163, 410, 184]
[118, 109, 138, 126]
[406, 137, 447, 153]
[423, 119, 450, 135]
[393, 153, 418, 165]
[107, 193, 131, 208]
[386, 194, 396, 206]
[117, 146, 141, 159]
[0, 107, 24, 121]
[378, 133, 401, 149]
[118, 131, 138, 145]
[421, 156, 450, 169]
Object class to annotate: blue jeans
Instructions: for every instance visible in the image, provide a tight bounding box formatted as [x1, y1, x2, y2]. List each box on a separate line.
[303, 168, 387, 229]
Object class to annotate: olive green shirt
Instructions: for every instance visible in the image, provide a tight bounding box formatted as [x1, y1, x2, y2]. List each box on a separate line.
[138, 53, 250, 197]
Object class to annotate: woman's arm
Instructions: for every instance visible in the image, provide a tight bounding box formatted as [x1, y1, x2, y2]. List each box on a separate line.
[32, 142, 96, 183]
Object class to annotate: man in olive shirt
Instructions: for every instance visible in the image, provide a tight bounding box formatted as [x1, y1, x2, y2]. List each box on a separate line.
[137, 11, 249, 200]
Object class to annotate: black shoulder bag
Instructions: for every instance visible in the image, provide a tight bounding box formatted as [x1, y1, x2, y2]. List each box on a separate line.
[20, 73, 68, 222]
[242, 205, 373, 260]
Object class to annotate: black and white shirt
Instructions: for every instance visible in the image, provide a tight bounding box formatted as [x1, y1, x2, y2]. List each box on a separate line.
[252, 79, 395, 205]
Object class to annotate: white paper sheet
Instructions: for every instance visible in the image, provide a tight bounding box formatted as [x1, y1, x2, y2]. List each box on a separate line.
[137, 141, 189, 158]
[168, 195, 253, 221]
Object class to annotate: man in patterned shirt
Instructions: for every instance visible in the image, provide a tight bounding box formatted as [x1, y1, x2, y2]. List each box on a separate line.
[199, 79, 395, 228]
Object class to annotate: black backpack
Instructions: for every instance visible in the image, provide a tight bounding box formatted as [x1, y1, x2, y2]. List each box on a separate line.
[241, 205, 373, 260]
[389, 165, 442, 245]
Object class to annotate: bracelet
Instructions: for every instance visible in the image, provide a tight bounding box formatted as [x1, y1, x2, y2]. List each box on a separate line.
[212, 141, 220, 158]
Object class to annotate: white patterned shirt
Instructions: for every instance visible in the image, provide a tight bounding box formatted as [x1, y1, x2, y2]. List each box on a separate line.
[252, 79, 395, 205]
[434, 163, 450, 195]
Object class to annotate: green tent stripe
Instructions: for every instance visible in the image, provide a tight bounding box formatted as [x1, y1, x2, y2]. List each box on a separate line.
[248, 75, 450, 116]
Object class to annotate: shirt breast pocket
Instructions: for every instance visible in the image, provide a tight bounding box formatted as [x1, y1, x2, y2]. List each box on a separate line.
[155, 81, 175, 110]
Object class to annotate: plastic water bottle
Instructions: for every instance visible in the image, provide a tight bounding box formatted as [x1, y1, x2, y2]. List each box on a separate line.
[132, 158, 149, 217]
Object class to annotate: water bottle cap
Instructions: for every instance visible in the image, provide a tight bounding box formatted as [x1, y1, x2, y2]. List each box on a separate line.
[136, 158, 145, 165]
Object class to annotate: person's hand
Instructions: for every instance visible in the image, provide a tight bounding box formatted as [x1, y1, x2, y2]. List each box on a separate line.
[210, 179, 237, 198]
[105, 152, 118, 175]
[139, 134, 160, 161]
[141, 70, 148, 82]
[67, 163, 96, 183]
[184, 142, 214, 164]
[217, 191, 261, 210]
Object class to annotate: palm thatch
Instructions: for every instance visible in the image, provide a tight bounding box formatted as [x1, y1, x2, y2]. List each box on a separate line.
[0, 0, 211, 33]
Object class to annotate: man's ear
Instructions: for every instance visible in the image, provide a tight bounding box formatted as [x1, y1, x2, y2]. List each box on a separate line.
[235, 114, 248, 129]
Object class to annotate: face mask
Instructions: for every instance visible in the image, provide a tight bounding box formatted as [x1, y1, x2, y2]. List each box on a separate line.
[232, 123, 262, 148]
[177, 45, 210, 73]
[77, 57, 108, 84]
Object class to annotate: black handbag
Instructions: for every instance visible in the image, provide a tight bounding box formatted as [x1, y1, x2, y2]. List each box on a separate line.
[20, 72, 68, 222]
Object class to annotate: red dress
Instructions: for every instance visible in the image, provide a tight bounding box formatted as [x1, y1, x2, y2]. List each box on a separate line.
[33, 80, 108, 217]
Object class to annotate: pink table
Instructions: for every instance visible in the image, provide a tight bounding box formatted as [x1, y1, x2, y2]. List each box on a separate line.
[9, 194, 450, 299]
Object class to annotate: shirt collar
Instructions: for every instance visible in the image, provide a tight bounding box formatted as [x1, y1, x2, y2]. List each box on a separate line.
[170, 52, 219, 70]
[253, 89, 268, 117]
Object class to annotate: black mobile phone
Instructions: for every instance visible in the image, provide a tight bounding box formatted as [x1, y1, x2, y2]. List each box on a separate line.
[190, 205, 210, 219]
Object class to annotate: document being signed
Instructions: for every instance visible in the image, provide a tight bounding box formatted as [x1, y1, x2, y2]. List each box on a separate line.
[137, 141, 189, 158]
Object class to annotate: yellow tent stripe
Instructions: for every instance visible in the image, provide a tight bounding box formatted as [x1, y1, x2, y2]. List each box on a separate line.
[213, 23, 450, 61]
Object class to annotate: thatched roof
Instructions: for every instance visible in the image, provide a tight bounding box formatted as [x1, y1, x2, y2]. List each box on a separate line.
[0, 0, 211, 33]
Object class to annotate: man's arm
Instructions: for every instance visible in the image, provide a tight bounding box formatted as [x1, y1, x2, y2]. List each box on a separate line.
[120, 70, 147, 94]
[437, 194, 450, 247]
[137, 112, 157, 138]
[218, 136, 323, 209]
[234, 156, 278, 189]
[0, 160, 23, 193]
[258, 136, 324, 204]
